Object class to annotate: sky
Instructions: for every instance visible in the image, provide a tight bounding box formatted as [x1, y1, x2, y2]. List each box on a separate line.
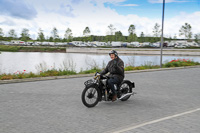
[0, 0, 200, 39]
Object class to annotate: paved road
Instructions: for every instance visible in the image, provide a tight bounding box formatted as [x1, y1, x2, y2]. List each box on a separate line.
[1, 68, 200, 133]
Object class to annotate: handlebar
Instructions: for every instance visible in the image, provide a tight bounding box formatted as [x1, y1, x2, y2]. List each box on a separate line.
[94, 72, 109, 80]
[94, 75, 100, 80]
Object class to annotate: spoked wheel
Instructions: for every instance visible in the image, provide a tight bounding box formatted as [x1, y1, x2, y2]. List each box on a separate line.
[81, 85, 99, 108]
[119, 81, 132, 101]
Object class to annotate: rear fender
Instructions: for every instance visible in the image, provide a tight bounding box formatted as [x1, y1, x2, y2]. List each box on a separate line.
[132, 82, 135, 88]
[121, 80, 135, 92]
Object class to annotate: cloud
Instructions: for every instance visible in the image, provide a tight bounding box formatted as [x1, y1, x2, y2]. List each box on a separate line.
[98, 0, 127, 4]
[148, 0, 190, 3]
[100, 0, 138, 6]
[0, 0, 37, 20]
[120, 4, 139, 6]
[165, 11, 200, 36]
[0, 19, 16, 26]
[71, 0, 82, 4]
[57, 4, 75, 17]
[0, 0, 199, 39]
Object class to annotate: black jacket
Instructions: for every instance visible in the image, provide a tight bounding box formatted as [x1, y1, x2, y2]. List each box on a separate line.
[100, 57, 124, 82]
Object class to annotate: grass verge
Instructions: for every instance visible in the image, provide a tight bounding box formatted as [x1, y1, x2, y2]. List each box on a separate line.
[0, 59, 200, 80]
[0, 45, 66, 52]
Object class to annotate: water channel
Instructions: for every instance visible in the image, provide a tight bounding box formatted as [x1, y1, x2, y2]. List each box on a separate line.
[0, 52, 200, 74]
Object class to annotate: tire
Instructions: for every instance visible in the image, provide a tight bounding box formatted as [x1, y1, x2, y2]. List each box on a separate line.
[81, 85, 99, 108]
[119, 81, 132, 101]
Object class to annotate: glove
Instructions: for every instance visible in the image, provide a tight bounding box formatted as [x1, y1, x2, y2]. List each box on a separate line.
[95, 72, 101, 76]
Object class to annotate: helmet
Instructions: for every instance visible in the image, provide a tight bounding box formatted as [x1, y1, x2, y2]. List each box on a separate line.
[109, 50, 118, 57]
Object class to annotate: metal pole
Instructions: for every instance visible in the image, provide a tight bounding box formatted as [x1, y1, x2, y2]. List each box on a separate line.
[160, 0, 165, 68]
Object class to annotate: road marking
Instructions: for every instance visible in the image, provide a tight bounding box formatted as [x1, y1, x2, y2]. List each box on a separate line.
[112, 108, 200, 133]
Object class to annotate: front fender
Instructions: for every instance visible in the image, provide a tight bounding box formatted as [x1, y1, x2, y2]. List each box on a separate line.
[85, 83, 102, 101]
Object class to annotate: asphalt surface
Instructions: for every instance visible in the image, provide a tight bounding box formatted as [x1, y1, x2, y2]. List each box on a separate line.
[1, 68, 200, 133]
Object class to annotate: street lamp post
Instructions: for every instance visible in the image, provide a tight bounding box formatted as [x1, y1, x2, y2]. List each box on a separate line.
[160, 0, 165, 68]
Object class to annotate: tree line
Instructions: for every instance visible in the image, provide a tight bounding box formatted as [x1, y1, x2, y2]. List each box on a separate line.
[0, 23, 199, 43]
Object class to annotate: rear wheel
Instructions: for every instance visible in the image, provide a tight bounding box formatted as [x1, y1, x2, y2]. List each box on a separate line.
[119, 81, 132, 101]
[81, 85, 99, 108]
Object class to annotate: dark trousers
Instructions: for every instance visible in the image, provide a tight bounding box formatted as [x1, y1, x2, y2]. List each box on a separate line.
[107, 77, 120, 95]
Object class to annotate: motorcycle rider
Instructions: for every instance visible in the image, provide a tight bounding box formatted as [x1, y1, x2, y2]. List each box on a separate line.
[100, 50, 124, 101]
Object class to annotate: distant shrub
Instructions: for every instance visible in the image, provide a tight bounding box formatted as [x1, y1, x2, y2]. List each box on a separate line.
[163, 59, 200, 68]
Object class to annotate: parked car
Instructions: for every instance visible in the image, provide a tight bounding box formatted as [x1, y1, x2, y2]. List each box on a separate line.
[187, 42, 200, 47]
[174, 43, 187, 48]
[129, 42, 139, 47]
[19, 41, 26, 45]
[27, 42, 34, 45]
[121, 43, 127, 47]
[111, 41, 122, 47]
[168, 42, 177, 47]
[2, 41, 10, 45]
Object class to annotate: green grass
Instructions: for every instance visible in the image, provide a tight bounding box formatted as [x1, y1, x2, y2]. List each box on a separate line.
[174, 47, 200, 49]
[124, 59, 200, 71]
[124, 65, 160, 71]
[0, 69, 77, 80]
[79, 67, 102, 74]
[0, 45, 66, 52]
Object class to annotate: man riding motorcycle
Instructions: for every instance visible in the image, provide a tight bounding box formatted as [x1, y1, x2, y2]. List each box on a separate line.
[100, 50, 124, 101]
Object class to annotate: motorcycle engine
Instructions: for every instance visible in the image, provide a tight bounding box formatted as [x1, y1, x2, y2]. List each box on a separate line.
[101, 79, 107, 86]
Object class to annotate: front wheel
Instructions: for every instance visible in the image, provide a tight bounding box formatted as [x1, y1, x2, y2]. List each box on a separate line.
[81, 85, 99, 108]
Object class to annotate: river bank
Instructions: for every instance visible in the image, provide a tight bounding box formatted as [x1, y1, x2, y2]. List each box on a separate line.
[0, 45, 66, 53]
[66, 47, 200, 56]
[1, 45, 200, 56]
[1, 59, 200, 81]
[1, 65, 200, 84]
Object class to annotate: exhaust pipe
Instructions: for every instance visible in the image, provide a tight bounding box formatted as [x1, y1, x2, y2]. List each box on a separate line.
[119, 92, 136, 100]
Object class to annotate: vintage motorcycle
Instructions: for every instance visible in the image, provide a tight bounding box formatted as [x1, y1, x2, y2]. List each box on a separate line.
[81, 73, 136, 108]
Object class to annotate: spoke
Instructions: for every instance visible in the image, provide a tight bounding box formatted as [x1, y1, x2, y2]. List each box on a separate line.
[120, 83, 130, 95]
[89, 98, 94, 104]
[93, 96, 97, 99]
[86, 97, 92, 104]
[86, 91, 90, 96]
[90, 98, 94, 103]
[84, 87, 98, 105]
[90, 88, 94, 93]
[92, 90, 97, 95]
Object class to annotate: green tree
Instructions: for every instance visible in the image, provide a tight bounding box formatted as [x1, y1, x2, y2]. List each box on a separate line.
[8, 29, 17, 39]
[153, 23, 161, 37]
[115, 31, 123, 41]
[127, 24, 137, 42]
[64, 28, 73, 41]
[37, 28, 45, 42]
[49, 37, 54, 42]
[140, 32, 145, 43]
[83, 27, 90, 37]
[194, 34, 200, 43]
[128, 33, 137, 42]
[20, 28, 30, 42]
[108, 24, 116, 35]
[51, 27, 59, 42]
[0, 28, 4, 37]
[128, 24, 135, 35]
[179, 23, 192, 39]
[168, 35, 172, 42]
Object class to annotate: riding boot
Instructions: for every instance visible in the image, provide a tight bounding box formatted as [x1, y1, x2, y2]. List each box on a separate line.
[112, 94, 117, 102]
